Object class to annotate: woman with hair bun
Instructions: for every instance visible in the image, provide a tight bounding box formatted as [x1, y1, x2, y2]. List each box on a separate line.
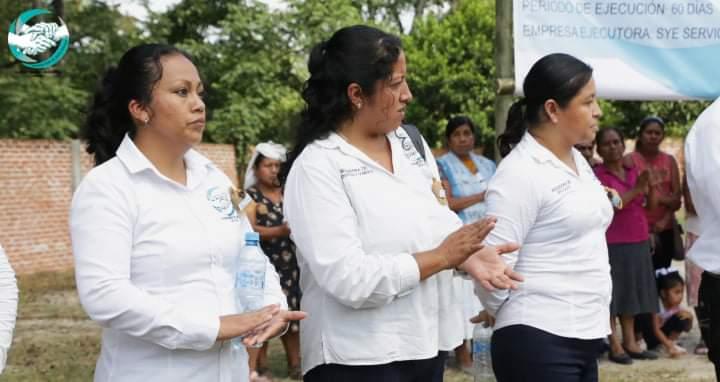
[282, 25, 521, 381]
[476, 53, 611, 382]
[70, 44, 305, 381]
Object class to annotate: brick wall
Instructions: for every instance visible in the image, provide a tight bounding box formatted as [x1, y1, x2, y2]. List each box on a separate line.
[0, 139, 238, 274]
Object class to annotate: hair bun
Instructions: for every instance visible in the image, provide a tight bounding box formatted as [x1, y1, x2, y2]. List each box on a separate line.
[101, 66, 117, 86]
[308, 40, 329, 75]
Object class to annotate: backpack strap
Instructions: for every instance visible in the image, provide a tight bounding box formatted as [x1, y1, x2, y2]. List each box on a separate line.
[401, 123, 426, 161]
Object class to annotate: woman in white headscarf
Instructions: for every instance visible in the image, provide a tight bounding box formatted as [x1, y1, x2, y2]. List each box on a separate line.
[244, 142, 302, 380]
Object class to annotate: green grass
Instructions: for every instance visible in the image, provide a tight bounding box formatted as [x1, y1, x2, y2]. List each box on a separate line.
[3, 271, 99, 381]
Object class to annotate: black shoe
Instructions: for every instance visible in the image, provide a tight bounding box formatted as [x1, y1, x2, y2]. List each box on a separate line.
[624, 347, 659, 360]
[608, 351, 634, 365]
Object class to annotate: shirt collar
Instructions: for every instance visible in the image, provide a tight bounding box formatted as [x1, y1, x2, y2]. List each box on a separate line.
[519, 132, 591, 177]
[314, 131, 385, 163]
[116, 133, 213, 176]
[314, 130, 408, 176]
[519, 132, 558, 165]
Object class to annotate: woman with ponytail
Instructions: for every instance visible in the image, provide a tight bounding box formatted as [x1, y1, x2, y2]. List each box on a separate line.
[476, 53, 611, 382]
[70, 44, 305, 381]
[282, 25, 521, 381]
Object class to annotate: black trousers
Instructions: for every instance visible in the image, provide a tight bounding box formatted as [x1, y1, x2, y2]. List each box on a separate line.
[492, 325, 603, 382]
[303, 353, 446, 382]
[698, 272, 720, 379]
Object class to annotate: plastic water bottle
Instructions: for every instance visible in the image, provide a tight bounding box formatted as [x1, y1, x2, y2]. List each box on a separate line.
[235, 232, 266, 348]
[472, 322, 495, 382]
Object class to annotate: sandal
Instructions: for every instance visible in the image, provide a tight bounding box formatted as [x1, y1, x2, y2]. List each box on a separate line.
[623, 345, 659, 360]
[608, 351, 633, 365]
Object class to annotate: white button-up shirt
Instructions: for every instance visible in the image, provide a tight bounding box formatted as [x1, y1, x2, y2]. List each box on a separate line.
[0, 245, 18, 374]
[70, 135, 286, 382]
[686, 97, 720, 273]
[476, 132, 613, 340]
[284, 128, 465, 375]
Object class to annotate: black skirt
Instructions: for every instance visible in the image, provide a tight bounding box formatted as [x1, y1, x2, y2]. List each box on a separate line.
[608, 240, 659, 316]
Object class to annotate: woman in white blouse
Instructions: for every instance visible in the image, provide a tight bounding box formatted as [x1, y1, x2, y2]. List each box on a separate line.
[476, 53, 611, 382]
[0, 245, 18, 375]
[71, 44, 305, 382]
[282, 25, 521, 382]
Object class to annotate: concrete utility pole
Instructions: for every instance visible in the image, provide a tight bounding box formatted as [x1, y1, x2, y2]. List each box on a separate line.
[494, 0, 514, 162]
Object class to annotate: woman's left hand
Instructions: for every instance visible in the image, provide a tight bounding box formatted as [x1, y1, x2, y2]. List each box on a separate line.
[469, 310, 495, 327]
[241, 310, 307, 347]
[458, 243, 523, 291]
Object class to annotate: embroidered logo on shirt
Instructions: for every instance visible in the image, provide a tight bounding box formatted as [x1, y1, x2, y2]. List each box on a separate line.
[395, 131, 426, 167]
[340, 166, 373, 179]
[551, 180, 572, 195]
[206, 186, 240, 222]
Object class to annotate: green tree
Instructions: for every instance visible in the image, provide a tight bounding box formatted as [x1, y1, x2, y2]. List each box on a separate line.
[600, 99, 709, 139]
[404, 0, 496, 150]
[148, 0, 369, 161]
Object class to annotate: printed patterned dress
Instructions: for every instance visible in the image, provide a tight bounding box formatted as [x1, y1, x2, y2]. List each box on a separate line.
[246, 186, 302, 332]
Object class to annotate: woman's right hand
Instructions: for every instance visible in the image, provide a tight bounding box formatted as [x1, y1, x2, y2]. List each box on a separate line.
[435, 217, 497, 268]
[216, 304, 280, 341]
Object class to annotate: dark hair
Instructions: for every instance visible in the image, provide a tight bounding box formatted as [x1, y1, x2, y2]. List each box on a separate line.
[635, 116, 665, 150]
[445, 115, 476, 140]
[281, 25, 402, 181]
[497, 53, 594, 157]
[82, 44, 197, 166]
[595, 126, 625, 146]
[657, 269, 684, 293]
[253, 153, 267, 169]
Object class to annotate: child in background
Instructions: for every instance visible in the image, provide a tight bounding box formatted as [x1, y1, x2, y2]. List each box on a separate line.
[638, 269, 693, 357]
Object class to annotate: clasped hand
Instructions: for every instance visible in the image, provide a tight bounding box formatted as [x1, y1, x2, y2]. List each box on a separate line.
[437, 217, 523, 290]
[218, 305, 307, 347]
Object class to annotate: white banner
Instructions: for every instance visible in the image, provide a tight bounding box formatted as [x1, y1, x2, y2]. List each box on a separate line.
[513, 0, 720, 100]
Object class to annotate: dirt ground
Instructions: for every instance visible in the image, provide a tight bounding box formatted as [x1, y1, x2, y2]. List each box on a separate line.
[3, 271, 717, 381]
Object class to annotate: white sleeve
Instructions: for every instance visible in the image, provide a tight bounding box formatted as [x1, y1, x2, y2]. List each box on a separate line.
[284, 155, 420, 310]
[71, 177, 219, 351]
[687, 116, 720, 212]
[0, 246, 18, 374]
[474, 164, 540, 315]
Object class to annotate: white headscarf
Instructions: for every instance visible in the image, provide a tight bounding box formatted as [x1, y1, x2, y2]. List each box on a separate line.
[243, 141, 287, 190]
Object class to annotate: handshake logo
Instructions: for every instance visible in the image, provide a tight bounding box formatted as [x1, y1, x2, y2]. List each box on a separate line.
[7, 8, 70, 70]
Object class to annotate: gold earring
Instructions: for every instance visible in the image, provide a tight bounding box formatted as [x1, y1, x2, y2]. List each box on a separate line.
[356, 102, 363, 109]
[144, 117, 149, 127]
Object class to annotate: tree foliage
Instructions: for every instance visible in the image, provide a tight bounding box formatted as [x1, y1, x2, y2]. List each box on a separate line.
[404, 0, 496, 149]
[0, 0, 709, 154]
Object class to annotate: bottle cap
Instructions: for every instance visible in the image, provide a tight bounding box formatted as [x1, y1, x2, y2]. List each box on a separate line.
[245, 232, 260, 242]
